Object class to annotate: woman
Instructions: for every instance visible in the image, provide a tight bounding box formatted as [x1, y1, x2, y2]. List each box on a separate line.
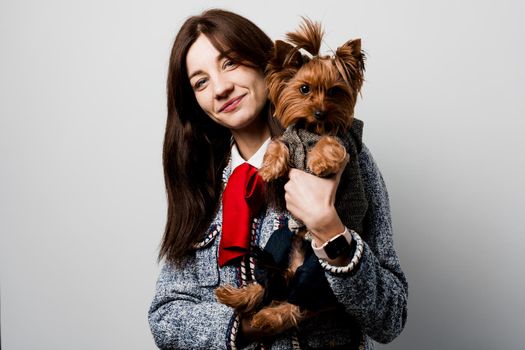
[148, 9, 407, 350]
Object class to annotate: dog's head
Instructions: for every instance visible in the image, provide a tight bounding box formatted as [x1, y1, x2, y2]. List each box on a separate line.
[265, 19, 365, 135]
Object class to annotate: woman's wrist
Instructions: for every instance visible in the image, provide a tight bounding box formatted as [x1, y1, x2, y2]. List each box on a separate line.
[317, 229, 364, 273]
[306, 207, 354, 267]
[310, 227, 353, 266]
[308, 206, 345, 243]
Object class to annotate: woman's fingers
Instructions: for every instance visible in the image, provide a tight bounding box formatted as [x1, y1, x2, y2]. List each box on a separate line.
[284, 161, 348, 234]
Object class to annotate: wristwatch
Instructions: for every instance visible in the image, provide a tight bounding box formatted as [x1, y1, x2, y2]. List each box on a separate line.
[311, 227, 353, 260]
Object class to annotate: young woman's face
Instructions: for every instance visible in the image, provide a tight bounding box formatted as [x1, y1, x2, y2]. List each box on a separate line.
[186, 35, 268, 132]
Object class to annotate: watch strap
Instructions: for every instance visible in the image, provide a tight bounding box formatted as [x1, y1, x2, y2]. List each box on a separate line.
[311, 227, 353, 260]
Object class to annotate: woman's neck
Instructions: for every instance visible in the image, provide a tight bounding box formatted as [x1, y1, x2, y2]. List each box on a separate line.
[231, 121, 271, 161]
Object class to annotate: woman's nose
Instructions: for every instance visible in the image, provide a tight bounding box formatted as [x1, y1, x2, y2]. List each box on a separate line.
[213, 76, 234, 100]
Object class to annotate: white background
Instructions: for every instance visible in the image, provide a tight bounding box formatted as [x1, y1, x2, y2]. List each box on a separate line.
[1, 0, 524, 349]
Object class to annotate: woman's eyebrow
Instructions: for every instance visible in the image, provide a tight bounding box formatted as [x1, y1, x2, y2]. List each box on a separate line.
[188, 52, 227, 80]
[217, 52, 229, 60]
[188, 70, 204, 80]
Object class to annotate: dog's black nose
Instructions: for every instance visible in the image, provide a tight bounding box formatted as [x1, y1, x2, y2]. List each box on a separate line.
[314, 110, 327, 119]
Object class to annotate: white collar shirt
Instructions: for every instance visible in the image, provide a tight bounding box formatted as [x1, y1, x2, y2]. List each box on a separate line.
[230, 137, 271, 171]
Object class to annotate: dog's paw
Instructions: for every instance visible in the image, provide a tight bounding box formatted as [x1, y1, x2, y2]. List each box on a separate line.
[216, 283, 264, 313]
[215, 285, 242, 307]
[307, 136, 348, 177]
[259, 140, 289, 182]
[250, 308, 281, 331]
[250, 302, 304, 332]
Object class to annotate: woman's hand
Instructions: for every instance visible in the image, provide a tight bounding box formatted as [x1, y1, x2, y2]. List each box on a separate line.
[284, 156, 348, 243]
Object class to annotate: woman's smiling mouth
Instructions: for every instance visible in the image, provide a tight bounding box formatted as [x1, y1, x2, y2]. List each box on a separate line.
[218, 94, 246, 113]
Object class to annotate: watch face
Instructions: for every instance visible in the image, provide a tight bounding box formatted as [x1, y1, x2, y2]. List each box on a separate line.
[324, 235, 351, 260]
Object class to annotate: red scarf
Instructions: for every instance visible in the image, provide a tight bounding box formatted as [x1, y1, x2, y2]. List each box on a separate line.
[219, 163, 265, 267]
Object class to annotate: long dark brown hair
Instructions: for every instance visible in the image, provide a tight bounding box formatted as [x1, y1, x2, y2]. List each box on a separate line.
[159, 9, 279, 263]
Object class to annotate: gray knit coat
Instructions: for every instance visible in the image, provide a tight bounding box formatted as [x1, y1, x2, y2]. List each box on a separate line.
[148, 144, 408, 350]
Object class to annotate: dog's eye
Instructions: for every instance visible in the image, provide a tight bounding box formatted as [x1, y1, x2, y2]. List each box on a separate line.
[327, 87, 340, 97]
[299, 84, 310, 95]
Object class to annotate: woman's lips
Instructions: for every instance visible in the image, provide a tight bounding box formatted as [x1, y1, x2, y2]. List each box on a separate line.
[219, 94, 246, 113]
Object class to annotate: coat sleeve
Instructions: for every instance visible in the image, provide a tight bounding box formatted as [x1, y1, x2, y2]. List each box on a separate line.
[148, 257, 236, 350]
[324, 144, 408, 344]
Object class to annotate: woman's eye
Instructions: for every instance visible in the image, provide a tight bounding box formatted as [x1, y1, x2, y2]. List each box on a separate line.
[194, 78, 207, 90]
[299, 84, 310, 95]
[223, 59, 237, 70]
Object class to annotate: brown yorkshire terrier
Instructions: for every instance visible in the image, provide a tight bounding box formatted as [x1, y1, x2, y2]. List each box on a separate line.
[216, 18, 366, 334]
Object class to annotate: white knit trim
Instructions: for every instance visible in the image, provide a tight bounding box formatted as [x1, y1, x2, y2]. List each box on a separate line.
[193, 225, 220, 249]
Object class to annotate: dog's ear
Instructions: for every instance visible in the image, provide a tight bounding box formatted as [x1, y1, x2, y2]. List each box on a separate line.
[265, 40, 304, 103]
[334, 38, 365, 93]
[271, 40, 303, 69]
[338, 38, 362, 57]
